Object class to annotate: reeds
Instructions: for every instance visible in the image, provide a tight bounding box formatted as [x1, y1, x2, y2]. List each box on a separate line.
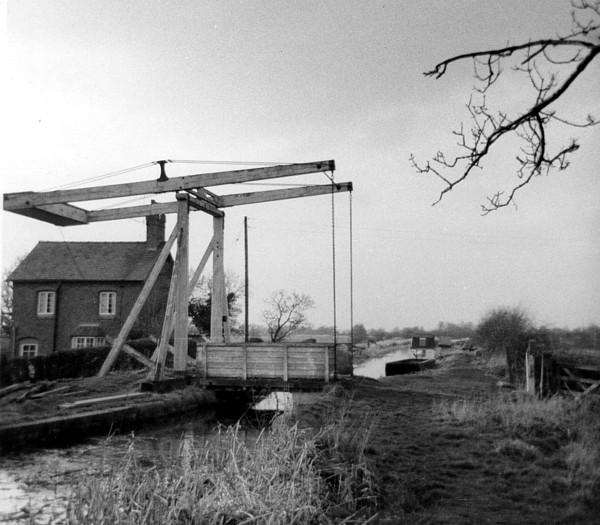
[66, 399, 376, 524]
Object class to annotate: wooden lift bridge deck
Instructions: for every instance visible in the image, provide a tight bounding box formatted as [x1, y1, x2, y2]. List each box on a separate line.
[3, 160, 351, 392]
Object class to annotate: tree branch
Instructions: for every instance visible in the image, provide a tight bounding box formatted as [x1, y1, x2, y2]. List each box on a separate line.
[412, 1, 600, 212]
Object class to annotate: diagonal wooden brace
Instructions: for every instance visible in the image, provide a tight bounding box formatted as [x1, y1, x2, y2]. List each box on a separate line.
[97, 224, 178, 376]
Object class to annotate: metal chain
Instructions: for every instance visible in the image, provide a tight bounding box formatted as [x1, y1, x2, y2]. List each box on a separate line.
[349, 190, 354, 365]
[329, 175, 338, 373]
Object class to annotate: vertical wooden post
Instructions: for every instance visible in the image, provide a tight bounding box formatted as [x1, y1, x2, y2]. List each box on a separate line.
[525, 340, 535, 394]
[173, 194, 189, 372]
[324, 346, 330, 383]
[244, 216, 249, 343]
[283, 345, 289, 381]
[149, 262, 178, 380]
[539, 354, 544, 397]
[202, 343, 208, 378]
[223, 286, 231, 342]
[242, 344, 248, 380]
[211, 215, 225, 343]
[150, 236, 214, 370]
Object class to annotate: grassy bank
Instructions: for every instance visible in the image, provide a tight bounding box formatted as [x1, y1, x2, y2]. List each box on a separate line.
[434, 392, 600, 511]
[65, 394, 377, 524]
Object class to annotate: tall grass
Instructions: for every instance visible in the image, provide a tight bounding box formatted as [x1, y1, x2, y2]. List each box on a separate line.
[434, 393, 600, 507]
[66, 401, 376, 524]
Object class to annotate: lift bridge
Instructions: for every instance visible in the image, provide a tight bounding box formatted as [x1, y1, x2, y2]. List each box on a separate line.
[3, 160, 352, 393]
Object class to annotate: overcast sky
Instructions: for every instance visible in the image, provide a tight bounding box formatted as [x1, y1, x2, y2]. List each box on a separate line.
[1, 0, 599, 331]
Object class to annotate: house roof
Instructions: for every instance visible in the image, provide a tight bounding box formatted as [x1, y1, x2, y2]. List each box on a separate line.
[8, 241, 172, 282]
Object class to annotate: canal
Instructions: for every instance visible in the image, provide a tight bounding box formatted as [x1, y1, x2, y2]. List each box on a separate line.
[0, 346, 421, 522]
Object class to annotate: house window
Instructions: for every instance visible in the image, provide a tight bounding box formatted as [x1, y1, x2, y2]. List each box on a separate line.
[99, 292, 117, 316]
[419, 337, 427, 347]
[37, 291, 56, 316]
[20, 341, 38, 358]
[71, 336, 106, 349]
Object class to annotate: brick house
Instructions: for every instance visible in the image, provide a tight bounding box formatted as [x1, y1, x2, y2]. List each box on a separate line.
[8, 215, 173, 358]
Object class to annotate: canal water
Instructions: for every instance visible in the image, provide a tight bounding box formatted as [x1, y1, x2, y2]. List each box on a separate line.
[0, 408, 247, 522]
[0, 347, 424, 522]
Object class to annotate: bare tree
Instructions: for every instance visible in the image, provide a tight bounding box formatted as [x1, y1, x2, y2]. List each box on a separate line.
[263, 290, 314, 343]
[1, 258, 24, 337]
[1, 272, 14, 336]
[411, 0, 600, 214]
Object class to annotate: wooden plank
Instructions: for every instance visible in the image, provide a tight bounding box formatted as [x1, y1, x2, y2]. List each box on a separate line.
[288, 370, 324, 378]
[97, 223, 178, 376]
[580, 381, 600, 396]
[206, 351, 246, 359]
[218, 182, 352, 208]
[525, 350, 535, 394]
[559, 375, 600, 385]
[88, 198, 222, 223]
[149, 264, 178, 379]
[243, 344, 248, 380]
[283, 345, 289, 381]
[324, 345, 330, 382]
[187, 194, 224, 218]
[173, 195, 189, 372]
[287, 361, 322, 370]
[206, 368, 243, 378]
[104, 335, 153, 369]
[189, 238, 214, 292]
[59, 392, 147, 410]
[208, 361, 247, 369]
[210, 215, 225, 343]
[150, 236, 214, 377]
[120, 341, 154, 369]
[30, 386, 72, 399]
[9, 203, 89, 226]
[0, 381, 31, 398]
[89, 201, 178, 223]
[4, 161, 335, 209]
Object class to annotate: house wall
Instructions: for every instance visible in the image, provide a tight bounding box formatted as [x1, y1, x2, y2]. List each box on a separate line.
[13, 281, 57, 357]
[12, 263, 172, 356]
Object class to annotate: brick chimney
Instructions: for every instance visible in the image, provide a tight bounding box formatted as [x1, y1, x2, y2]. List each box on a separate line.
[146, 214, 165, 250]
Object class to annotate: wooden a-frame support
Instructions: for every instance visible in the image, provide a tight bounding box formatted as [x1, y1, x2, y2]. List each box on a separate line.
[3, 160, 352, 379]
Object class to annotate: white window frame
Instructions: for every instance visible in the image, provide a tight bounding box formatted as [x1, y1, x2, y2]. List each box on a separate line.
[20, 342, 38, 358]
[71, 336, 106, 349]
[99, 291, 117, 316]
[37, 291, 56, 316]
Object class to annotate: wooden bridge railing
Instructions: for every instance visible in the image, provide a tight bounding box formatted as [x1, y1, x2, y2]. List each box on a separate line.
[197, 343, 335, 382]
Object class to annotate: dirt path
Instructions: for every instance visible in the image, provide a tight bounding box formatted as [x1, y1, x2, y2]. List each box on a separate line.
[300, 353, 594, 524]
